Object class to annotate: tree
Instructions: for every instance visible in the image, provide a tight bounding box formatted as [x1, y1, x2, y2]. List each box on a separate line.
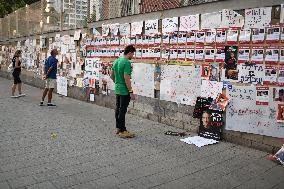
[0, 0, 39, 18]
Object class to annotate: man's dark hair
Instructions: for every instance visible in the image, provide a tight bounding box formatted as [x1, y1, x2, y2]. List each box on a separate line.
[124, 45, 136, 55]
[279, 89, 284, 94]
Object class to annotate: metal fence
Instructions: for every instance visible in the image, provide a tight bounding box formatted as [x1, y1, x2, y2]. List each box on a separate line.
[0, 0, 221, 41]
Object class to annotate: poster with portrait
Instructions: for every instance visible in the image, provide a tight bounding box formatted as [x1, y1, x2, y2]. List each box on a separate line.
[209, 64, 220, 81]
[169, 49, 178, 60]
[281, 27, 284, 43]
[179, 14, 199, 32]
[195, 46, 205, 61]
[169, 33, 178, 44]
[265, 47, 279, 64]
[205, 46, 215, 62]
[221, 9, 244, 28]
[205, 30, 216, 44]
[239, 29, 251, 44]
[280, 47, 284, 64]
[177, 49, 186, 60]
[238, 47, 250, 63]
[74, 30, 81, 40]
[187, 31, 196, 45]
[193, 97, 213, 118]
[186, 48, 195, 61]
[256, 87, 269, 105]
[273, 87, 284, 102]
[209, 93, 229, 111]
[245, 7, 272, 29]
[277, 104, 284, 123]
[251, 46, 264, 64]
[162, 34, 170, 44]
[278, 66, 284, 86]
[177, 32, 187, 45]
[227, 28, 239, 44]
[266, 25, 280, 43]
[201, 12, 222, 29]
[224, 46, 238, 80]
[264, 65, 278, 85]
[101, 62, 114, 95]
[162, 17, 178, 33]
[102, 24, 110, 36]
[251, 28, 265, 43]
[238, 63, 264, 84]
[196, 31, 205, 44]
[131, 21, 143, 36]
[215, 46, 226, 63]
[216, 29, 227, 44]
[145, 19, 159, 36]
[198, 109, 223, 141]
[201, 64, 210, 79]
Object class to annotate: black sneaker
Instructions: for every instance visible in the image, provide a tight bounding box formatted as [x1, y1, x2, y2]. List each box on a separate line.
[47, 103, 57, 107]
[39, 101, 44, 106]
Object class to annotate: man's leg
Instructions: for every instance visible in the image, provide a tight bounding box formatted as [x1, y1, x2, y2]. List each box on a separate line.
[47, 88, 54, 103]
[117, 95, 130, 132]
[115, 95, 121, 133]
[17, 83, 22, 94]
[42, 88, 49, 101]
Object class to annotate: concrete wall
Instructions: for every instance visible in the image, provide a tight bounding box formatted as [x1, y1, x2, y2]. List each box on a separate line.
[1, 69, 282, 154]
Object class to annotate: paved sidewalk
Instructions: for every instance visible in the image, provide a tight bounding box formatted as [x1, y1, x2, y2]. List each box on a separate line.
[0, 77, 283, 189]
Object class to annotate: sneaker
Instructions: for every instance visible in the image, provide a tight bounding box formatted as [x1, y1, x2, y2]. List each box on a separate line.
[118, 131, 135, 138]
[47, 103, 57, 107]
[39, 101, 44, 106]
[18, 93, 26, 97]
[11, 95, 18, 98]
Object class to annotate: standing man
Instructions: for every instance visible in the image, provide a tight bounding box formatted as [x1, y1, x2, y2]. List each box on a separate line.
[40, 49, 58, 107]
[111, 45, 136, 138]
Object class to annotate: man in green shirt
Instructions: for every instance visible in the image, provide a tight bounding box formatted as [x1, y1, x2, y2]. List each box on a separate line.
[111, 45, 136, 138]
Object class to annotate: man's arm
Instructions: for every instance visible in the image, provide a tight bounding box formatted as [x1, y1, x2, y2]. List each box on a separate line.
[110, 71, 115, 82]
[124, 74, 132, 92]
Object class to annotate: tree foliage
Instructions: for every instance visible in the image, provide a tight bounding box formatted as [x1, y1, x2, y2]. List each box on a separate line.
[0, 0, 39, 18]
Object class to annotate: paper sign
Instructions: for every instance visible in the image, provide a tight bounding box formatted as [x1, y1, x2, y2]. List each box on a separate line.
[238, 47, 250, 63]
[281, 47, 284, 64]
[238, 63, 264, 84]
[102, 24, 110, 36]
[186, 48, 195, 61]
[239, 29, 251, 44]
[264, 65, 278, 85]
[180, 136, 219, 147]
[273, 87, 284, 102]
[187, 32, 196, 44]
[205, 30, 216, 44]
[57, 76, 68, 96]
[201, 12, 222, 29]
[278, 66, 284, 85]
[132, 63, 155, 98]
[119, 23, 130, 36]
[251, 28, 265, 43]
[196, 31, 205, 43]
[216, 29, 227, 43]
[226, 85, 284, 138]
[179, 14, 199, 31]
[195, 46, 205, 61]
[245, 7, 272, 29]
[160, 65, 201, 106]
[201, 64, 211, 79]
[74, 30, 81, 40]
[281, 4, 284, 23]
[216, 46, 226, 63]
[221, 9, 244, 28]
[201, 80, 223, 99]
[205, 46, 215, 62]
[145, 19, 159, 35]
[162, 17, 178, 33]
[177, 32, 187, 44]
[109, 23, 119, 36]
[256, 87, 269, 105]
[251, 47, 264, 63]
[209, 64, 220, 81]
[265, 47, 279, 64]
[227, 29, 239, 44]
[131, 21, 143, 36]
[266, 26, 280, 43]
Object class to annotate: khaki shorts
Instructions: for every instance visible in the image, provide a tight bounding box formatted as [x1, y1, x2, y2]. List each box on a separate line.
[45, 78, 56, 89]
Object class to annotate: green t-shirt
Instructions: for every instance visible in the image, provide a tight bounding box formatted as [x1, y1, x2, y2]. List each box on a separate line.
[112, 58, 132, 95]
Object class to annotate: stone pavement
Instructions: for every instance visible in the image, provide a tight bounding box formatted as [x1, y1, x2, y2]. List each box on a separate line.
[0, 77, 283, 189]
